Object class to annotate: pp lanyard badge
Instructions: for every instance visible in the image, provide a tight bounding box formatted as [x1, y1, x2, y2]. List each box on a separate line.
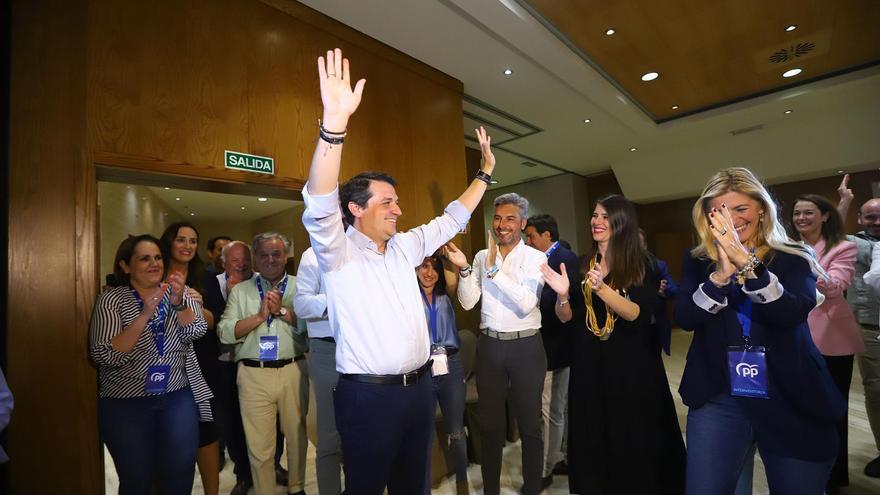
[727, 298, 769, 399]
[431, 346, 449, 377]
[259, 335, 279, 361]
[131, 287, 172, 394]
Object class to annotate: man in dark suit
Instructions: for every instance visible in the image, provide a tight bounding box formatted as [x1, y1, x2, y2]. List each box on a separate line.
[524, 214, 582, 490]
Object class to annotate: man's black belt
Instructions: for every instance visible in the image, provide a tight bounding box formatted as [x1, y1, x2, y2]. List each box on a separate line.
[340, 360, 432, 387]
[240, 355, 304, 368]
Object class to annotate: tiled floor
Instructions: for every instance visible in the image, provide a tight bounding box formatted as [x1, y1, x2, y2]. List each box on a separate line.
[105, 330, 880, 494]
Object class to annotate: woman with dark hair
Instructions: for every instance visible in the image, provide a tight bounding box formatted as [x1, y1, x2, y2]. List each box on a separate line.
[159, 222, 220, 495]
[675, 168, 843, 495]
[416, 248, 470, 495]
[550, 194, 685, 494]
[89, 234, 206, 494]
[791, 194, 863, 493]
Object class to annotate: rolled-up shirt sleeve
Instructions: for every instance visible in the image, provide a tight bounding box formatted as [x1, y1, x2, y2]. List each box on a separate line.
[302, 183, 348, 273]
[458, 250, 485, 311]
[89, 292, 135, 368]
[395, 201, 471, 266]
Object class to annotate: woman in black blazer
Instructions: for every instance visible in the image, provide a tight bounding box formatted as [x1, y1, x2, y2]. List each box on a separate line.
[675, 168, 844, 495]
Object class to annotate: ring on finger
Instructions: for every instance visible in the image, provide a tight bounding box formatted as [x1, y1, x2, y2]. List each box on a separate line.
[719, 227, 728, 236]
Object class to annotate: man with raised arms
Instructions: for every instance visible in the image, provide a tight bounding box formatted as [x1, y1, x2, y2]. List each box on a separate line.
[300, 48, 496, 494]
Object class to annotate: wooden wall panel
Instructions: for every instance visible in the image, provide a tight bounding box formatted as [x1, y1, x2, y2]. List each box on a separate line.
[10, 0, 468, 492]
[8, 0, 101, 493]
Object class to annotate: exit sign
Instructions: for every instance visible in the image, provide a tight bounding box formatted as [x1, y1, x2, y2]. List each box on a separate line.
[225, 150, 275, 175]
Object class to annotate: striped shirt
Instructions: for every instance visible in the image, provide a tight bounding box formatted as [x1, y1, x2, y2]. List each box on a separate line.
[89, 285, 213, 419]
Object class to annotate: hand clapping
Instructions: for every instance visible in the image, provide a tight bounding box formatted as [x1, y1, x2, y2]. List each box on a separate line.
[540, 263, 570, 297]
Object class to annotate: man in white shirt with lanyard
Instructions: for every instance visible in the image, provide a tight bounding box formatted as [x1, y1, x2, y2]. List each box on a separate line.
[301, 48, 496, 494]
[453, 193, 547, 495]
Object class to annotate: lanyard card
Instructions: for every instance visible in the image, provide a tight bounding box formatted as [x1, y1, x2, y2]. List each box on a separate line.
[728, 346, 769, 399]
[259, 335, 279, 361]
[145, 364, 171, 394]
[431, 346, 449, 377]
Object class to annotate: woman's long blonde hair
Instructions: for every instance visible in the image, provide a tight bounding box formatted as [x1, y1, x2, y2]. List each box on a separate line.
[691, 167, 825, 277]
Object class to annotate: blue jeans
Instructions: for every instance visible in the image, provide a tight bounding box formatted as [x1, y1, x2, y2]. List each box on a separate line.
[686, 394, 834, 495]
[432, 351, 468, 483]
[99, 387, 199, 495]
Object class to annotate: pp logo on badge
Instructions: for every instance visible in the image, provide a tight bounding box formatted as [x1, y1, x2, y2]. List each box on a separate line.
[259, 341, 276, 351]
[149, 371, 167, 382]
[735, 362, 759, 378]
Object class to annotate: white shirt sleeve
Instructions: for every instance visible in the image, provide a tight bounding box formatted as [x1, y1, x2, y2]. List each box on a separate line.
[864, 242, 880, 294]
[301, 183, 348, 273]
[490, 251, 544, 316]
[293, 249, 327, 321]
[458, 250, 485, 311]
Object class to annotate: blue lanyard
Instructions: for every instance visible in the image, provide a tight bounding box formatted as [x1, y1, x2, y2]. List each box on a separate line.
[545, 241, 559, 258]
[256, 275, 288, 327]
[420, 288, 439, 344]
[736, 297, 753, 344]
[130, 287, 170, 357]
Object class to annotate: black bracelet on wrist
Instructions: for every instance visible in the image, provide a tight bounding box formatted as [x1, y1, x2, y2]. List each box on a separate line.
[319, 120, 347, 136]
[475, 170, 492, 184]
[319, 129, 345, 145]
[171, 300, 187, 312]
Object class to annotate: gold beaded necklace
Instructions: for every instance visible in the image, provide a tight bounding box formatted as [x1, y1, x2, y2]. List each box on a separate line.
[581, 254, 622, 341]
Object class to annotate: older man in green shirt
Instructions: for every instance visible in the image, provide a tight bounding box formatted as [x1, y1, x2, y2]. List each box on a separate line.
[219, 232, 308, 495]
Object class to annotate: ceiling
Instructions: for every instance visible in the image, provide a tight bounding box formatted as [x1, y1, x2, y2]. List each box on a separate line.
[147, 186, 300, 222]
[527, 0, 880, 121]
[295, 0, 880, 202]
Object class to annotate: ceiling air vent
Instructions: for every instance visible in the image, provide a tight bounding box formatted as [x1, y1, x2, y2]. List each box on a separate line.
[521, 161, 538, 168]
[769, 42, 816, 63]
[729, 124, 765, 136]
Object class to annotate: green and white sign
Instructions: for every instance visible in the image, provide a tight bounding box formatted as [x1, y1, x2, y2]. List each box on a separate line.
[225, 150, 275, 175]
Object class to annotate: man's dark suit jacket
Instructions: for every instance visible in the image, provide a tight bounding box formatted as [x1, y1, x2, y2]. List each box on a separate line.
[539, 243, 584, 371]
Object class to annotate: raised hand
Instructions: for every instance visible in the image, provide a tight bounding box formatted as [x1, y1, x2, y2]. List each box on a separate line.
[586, 265, 606, 292]
[837, 173, 853, 203]
[708, 204, 750, 268]
[444, 241, 469, 269]
[185, 287, 203, 306]
[540, 263, 570, 297]
[486, 229, 498, 268]
[266, 289, 282, 315]
[475, 126, 496, 174]
[318, 48, 366, 127]
[167, 272, 186, 306]
[142, 284, 168, 316]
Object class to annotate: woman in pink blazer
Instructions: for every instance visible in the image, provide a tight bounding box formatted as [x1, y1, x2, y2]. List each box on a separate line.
[792, 194, 864, 494]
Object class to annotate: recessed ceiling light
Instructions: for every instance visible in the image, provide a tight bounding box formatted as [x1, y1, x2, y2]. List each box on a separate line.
[605, 28, 615, 36]
[838, 170, 845, 174]
[785, 24, 797, 32]
[503, 68, 513, 76]
[241, 206, 246, 210]
[629, 147, 638, 152]
[175, 197, 181, 201]
[489, 180, 499, 185]
[784, 109, 793, 114]
[258, 197, 268, 202]
[671, 105, 679, 110]
[782, 68, 802, 78]
[641, 72, 659, 82]
[163, 187, 170, 190]
[190, 212, 195, 216]
[583, 118, 591, 123]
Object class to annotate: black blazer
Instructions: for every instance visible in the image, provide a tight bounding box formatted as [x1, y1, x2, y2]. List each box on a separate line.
[675, 250, 844, 460]
[539, 243, 583, 370]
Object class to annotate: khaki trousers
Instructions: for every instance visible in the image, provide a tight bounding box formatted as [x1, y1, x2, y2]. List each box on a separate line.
[237, 360, 309, 495]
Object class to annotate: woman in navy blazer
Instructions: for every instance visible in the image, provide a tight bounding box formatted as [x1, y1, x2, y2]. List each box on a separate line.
[675, 168, 844, 495]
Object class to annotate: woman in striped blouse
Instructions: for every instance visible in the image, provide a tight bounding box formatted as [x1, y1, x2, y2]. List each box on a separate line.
[89, 234, 207, 494]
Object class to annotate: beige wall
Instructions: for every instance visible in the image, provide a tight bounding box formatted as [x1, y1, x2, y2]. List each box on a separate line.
[98, 182, 184, 278]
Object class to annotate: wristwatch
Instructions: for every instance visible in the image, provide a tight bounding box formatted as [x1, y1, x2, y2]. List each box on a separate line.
[276, 307, 288, 318]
